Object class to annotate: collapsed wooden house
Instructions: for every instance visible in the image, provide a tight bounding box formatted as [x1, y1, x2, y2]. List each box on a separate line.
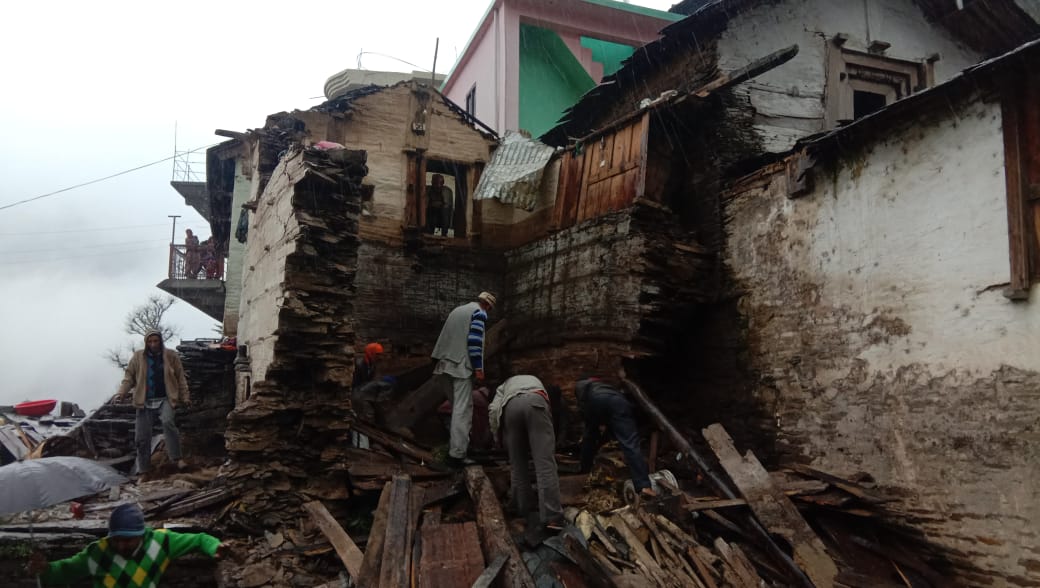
[5, 0, 1029, 586]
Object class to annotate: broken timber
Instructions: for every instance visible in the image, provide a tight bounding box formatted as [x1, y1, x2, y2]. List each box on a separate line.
[621, 377, 814, 588]
[357, 482, 392, 586]
[302, 501, 363, 580]
[463, 465, 536, 588]
[703, 423, 840, 588]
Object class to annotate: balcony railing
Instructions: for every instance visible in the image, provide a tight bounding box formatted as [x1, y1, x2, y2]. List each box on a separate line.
[168, 244, 225, 280]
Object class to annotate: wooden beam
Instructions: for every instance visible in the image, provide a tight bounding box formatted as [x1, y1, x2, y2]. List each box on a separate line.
[561, 534, 618, 588]
[693, 45, 800, 97]
[702, 424, 839, 588]
[1002, 84, 1032, 297]
[621, 377, 814, 588]
[470, 553, 509, 588]
[463, 466, 536, 588]
[357, 482, 392, 586]
[302, 501, 364, 580]
[378, 475, 415, 588]
[350, 421, 437, 465]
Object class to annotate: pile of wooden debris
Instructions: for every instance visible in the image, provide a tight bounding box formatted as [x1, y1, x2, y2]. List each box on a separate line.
[1, 375, 958, 588]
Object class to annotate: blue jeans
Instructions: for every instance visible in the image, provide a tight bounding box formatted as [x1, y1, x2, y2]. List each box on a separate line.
[580, 390, 652, 490]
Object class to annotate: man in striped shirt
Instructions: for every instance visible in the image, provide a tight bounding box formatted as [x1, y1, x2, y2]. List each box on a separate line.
[432, 291, 497, 468]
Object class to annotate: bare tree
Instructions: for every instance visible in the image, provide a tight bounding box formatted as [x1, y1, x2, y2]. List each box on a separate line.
[105, 295, 180, 369]
[124, 295, 178, 342]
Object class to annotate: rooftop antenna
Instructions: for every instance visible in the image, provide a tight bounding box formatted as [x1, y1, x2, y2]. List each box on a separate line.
[172, 122, 204, 182]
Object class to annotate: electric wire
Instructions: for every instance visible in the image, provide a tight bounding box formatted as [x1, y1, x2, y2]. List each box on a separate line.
[0, 143, 218, 212]
[0, 243, 170, 266]
[1, 238, 169, 255]
[0, 223, 169, 237]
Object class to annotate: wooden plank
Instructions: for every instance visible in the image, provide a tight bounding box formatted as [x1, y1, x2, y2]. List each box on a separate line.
[470, 553, 508, 588]
[463, 466, 536, 588]
[635, 509, 704, 588]
[605, 513, 671, 587]
[621, 378, 813, 588]
[1002, 86, 1032, 295]
[302, 501, 364, 580]
[692, 45, 800, 98]
[714, 538, 762, 588]
[357, 482, 392, 586]
[562, 533, 618, 588]
[635, 113, 650, 200]
[702, 423, 838, 588]
[416, 521, 485, 588]
[378, 475, 414, 588]
[405, 153, 420, 229]
[684, 498, 748, 512]
[786, 464, 891, 503]
[611, 122, 632, 173]
[351, 421, 437, 465]
[686, 547, 720, 588]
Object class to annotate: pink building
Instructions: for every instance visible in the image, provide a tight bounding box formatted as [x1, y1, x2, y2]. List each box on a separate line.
[441, 0, 681, 138]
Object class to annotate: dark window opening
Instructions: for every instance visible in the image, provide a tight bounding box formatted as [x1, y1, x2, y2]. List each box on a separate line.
[465, 85, 477, 117]
[423, 159, 469, 239]
[853, 90, 887, 119]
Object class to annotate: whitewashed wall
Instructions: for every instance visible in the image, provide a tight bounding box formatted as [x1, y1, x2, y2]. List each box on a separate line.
[717, 0, 981, 151]
[725, 96, 1040, 583]
[236, 154, 305, 383]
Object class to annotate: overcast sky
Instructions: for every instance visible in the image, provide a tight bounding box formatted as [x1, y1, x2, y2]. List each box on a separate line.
[0, 0, 676, 412]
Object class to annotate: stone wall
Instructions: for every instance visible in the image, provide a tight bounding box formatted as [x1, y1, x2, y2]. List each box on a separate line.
[721, 95, 1040, 584]
[225, 146, 365, 526]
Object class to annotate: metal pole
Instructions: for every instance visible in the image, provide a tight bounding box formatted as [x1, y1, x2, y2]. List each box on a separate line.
[168, 215, 181, 244]
[431, 38, 439, 87]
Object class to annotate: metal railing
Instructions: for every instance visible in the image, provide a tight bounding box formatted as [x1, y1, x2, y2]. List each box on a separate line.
[168, 244, 225, 280]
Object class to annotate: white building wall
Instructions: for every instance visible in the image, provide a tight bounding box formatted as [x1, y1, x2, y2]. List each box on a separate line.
[716, 0, 982, 151]
[236, 156, 304, 383]
[725, 96, 1040, 583]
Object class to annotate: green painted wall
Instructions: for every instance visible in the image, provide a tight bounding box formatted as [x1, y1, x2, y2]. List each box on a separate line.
[518, 24, 596, 138]
[580, 36, 635, 78]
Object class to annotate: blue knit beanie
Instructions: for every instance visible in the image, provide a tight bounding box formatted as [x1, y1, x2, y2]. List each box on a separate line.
[108, 503, 146, 537]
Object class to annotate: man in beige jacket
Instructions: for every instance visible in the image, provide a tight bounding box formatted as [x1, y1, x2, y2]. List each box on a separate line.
[116, 330, 189, 473]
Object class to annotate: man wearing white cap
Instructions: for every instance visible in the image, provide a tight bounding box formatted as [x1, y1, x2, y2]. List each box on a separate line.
[432, 291, 497, 468]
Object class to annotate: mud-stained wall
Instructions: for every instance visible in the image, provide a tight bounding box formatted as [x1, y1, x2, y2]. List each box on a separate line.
[723, 96, 1040, 583]
[352, 241, 504, 371]
[502, 206, 714, 399]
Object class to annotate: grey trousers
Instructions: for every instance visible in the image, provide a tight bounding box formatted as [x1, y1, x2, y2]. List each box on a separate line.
[503, 392, 562, 524]
[448, 376, 473, 459]
[135, 400, 182, 472]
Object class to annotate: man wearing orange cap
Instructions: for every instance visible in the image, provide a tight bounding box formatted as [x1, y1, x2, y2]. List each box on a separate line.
[354, 342, 384, 388]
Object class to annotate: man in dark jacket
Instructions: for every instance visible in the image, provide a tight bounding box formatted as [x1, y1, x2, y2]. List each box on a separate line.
[116, 330, 189, 473]
[576, 376, 655, 497]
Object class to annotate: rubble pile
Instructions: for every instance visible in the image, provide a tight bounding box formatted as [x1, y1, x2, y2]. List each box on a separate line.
[176, 339, 237, 457]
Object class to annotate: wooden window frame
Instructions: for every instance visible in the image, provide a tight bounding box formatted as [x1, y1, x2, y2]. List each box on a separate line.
[826, 44, 933, 127]
[1001, 74, 1040, 299]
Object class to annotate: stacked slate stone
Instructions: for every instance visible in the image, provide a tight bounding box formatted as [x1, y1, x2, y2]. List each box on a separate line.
[176, 340, 237, 457]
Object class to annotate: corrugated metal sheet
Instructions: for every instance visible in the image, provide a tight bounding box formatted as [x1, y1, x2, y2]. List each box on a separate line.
[473, 131, 556, 211]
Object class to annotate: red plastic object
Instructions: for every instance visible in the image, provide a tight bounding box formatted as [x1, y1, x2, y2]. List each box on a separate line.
[13, 399, 57, 417]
